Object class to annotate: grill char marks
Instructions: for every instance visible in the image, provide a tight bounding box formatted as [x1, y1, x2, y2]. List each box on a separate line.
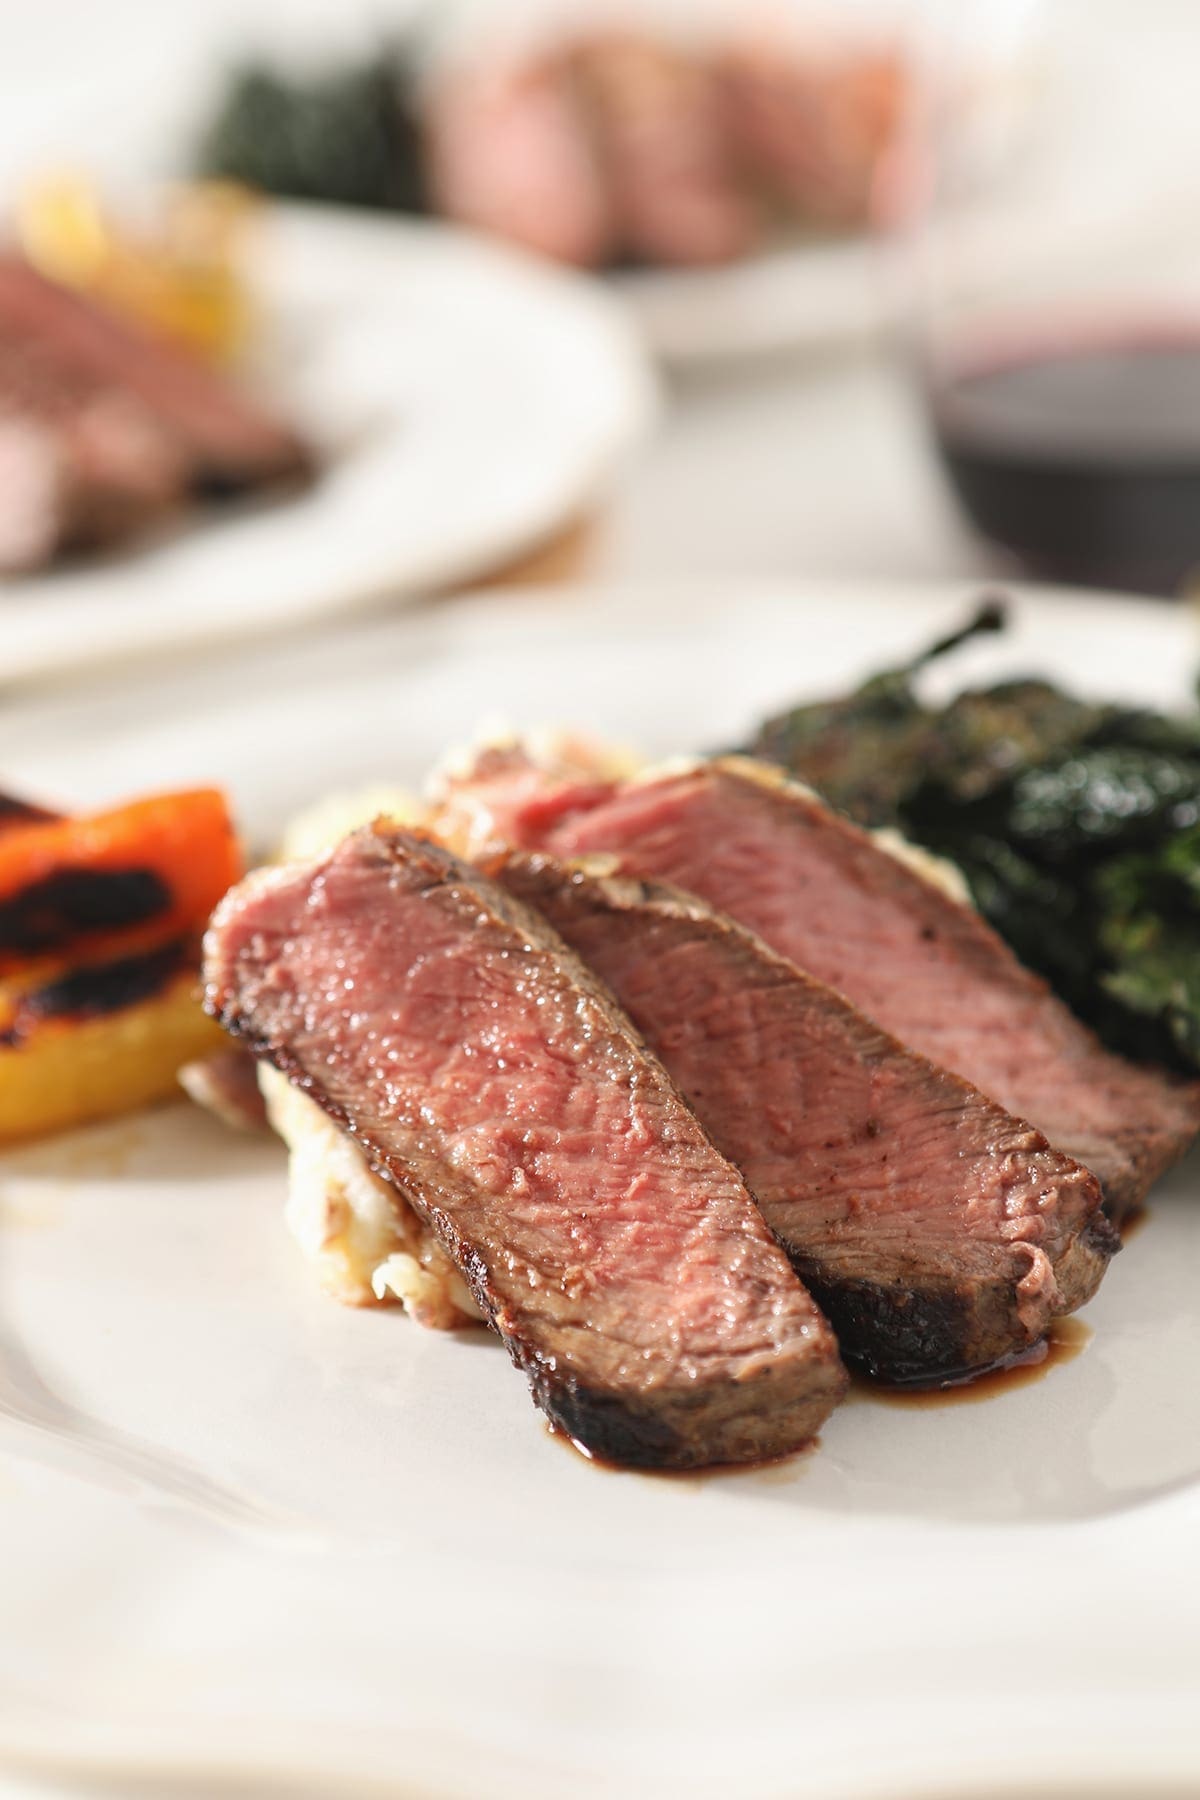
[494, 851, 1115, 1383]
[521, 758, 1200, 1225]
[0, 937, 193, 1049]
[0, 866, 171, 959]
[203, 825, 846, 1469]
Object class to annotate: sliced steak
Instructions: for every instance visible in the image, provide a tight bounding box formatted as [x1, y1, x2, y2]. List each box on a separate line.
[572, 35, 758, 267]
[203, 825, 845, 1468]
[442, 752, 1200, 1222]
[493, 851, 1114, 1382]
[0, 255, 311, 495]
[716, 40, 903, 229]
[426, 51, 617, 268]
[0, 331, 190, 569]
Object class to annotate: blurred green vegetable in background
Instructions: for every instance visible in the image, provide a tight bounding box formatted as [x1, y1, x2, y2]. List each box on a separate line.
[198, 50, 429, 214]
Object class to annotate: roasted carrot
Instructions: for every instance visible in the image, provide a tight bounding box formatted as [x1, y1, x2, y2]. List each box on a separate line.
[0, 788, 242, 976]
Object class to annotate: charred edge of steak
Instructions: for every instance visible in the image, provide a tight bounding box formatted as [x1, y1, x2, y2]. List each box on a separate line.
[1064, 1208, 1122, 1281]
[790, 1247, 1119, 1388]
[793, 1266, 982, 1386]
[529, 1359, 824, 1471]
[1081, 1208, 1121, 1256]
[0, 865, 172, 957]
[535, 1374, 698, 1468]
[0, 937, 194, 1047]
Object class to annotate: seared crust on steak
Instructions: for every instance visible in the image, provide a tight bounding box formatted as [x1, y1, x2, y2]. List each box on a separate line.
[494, 852, 1116, 1383]
[203, 826, 846, 1468]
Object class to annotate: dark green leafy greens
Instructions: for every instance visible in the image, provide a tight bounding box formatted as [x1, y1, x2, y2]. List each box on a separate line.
[197, 51, 429, 213]
[744, 598, 1200, 1072]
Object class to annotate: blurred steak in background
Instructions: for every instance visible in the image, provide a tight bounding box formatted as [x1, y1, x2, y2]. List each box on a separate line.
[0, 253, 312, 574]
[570, 34, 757, 267]
[423, 22, 907, 269]
[424, 50, 616, 268]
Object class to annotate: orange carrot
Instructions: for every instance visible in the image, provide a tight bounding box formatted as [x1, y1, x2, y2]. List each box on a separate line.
[0, 788, 242, 976]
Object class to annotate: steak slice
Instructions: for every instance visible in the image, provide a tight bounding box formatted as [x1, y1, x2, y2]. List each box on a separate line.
[203, 825, 845, 1468]
[426, 50, 617, 269]
[0, 255, 311, 495]
[453, 753, 1199, 1224]
[494, 851, 1115, 1383]
[0, 331, 191, 570]
[571, 35, 758, 267]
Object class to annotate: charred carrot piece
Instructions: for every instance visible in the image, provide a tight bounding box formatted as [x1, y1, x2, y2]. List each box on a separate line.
[0, 788, 241, 976]
[0, 960, 226, 1143]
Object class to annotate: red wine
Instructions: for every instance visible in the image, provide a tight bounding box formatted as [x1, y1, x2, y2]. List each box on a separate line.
[929, 332, 1200, 593]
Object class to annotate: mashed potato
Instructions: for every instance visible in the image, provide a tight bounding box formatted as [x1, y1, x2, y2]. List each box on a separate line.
[276, 783, 426, 861]
[260, 1064, 481, 1329]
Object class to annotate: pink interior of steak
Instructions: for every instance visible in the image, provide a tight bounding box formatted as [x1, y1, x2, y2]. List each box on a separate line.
[521, 762, 1199, 1216]
[206, 831, 832, 1389]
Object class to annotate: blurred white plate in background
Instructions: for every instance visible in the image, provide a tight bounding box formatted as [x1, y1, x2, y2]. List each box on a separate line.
[1, 579, 1198, 1799]
[615, 232, 894, 364]
[0, 206, 657, 687]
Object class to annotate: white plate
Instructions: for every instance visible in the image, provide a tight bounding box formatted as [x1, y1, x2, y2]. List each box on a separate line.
[2, 579, 1199, 1800]
[614, 233, 896, 365]
[0, 207, 657, 689]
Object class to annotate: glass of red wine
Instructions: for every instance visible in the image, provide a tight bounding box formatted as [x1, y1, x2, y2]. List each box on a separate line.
[895, 12, 1200, 596]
